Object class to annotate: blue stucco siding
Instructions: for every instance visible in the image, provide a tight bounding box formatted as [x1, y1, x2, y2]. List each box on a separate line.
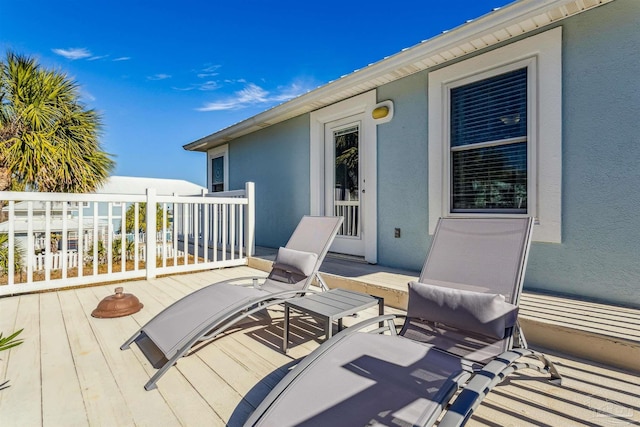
[376, 72, 431, 270]
[228, 114, 311, 248]
[525, 0, 640, 307]
[373, 0, 639, 307]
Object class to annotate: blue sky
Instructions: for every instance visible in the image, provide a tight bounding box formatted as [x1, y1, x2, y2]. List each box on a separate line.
[1, 0, 512, 187]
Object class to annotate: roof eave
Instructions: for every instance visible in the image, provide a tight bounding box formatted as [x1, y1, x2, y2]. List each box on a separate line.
[184, 0, 614, 152]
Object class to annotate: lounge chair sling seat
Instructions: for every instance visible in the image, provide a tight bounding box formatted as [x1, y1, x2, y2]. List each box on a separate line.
[255, 333, 470, 427]
[141, 282, 275, 360]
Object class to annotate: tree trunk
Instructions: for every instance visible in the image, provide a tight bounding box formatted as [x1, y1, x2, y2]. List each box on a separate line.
[0, 166, 11, 192]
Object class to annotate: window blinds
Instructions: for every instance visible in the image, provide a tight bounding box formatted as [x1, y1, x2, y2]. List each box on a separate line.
[450, 68, 528, 213]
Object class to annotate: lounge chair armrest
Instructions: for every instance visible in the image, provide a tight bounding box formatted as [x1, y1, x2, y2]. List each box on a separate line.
[439, 349, 562, 427]
[209, 276, 268, 287]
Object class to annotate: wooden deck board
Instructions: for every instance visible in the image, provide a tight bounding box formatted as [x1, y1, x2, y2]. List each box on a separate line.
[1, 267, 638, 426]
[82, 286, 181, 426]
[57, 289, 133, 425]
[0, 294, 42, 426]
[40, 291, 88, 426]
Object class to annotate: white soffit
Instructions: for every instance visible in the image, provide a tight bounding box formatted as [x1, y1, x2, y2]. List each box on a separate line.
[184, 0, 614, 152]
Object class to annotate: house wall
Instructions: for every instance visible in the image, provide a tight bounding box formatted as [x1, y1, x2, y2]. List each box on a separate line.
[224, 0, 639, 307]
[374, 0, 640, 307]
[228, 114, 311, 248]
[376, 73, 430, 270]
[525, 0, 640, 306]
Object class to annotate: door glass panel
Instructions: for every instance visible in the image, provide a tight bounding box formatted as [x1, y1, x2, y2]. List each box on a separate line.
[333, 125, 360, 237]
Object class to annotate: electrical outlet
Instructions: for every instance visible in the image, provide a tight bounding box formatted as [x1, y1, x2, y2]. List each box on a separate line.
[394, 228, 401, 238]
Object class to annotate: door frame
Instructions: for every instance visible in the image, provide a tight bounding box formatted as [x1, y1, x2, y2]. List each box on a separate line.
[310, 90, 377, 263]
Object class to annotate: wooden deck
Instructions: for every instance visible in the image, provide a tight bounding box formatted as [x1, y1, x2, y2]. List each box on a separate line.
[1, 267, 639, 426]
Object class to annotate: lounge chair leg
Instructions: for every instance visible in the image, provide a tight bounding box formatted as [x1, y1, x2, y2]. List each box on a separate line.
[120, 331, 140, 350]
[538, 353, 563, 385]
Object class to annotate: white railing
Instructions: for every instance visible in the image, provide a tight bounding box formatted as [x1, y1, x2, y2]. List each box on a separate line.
[335, 201, 359, 237]
[0, 182, 255, 296]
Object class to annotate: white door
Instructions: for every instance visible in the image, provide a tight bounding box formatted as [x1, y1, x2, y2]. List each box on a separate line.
[325, 116, 365, 256]
[310, 90, 377, 263]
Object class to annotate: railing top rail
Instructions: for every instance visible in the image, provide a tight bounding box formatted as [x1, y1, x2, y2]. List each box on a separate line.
[206, 189, 246, 198]
[0, 191, 249, 205]
[0, 191, 147, 203]
[156, 195, 248, 205]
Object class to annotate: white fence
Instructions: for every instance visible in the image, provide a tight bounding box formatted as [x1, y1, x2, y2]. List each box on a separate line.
[0, 182, 255, 296]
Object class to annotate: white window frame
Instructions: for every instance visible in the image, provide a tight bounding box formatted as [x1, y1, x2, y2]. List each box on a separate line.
[207, 144, 229, 193]
[428, 27, 562, 243]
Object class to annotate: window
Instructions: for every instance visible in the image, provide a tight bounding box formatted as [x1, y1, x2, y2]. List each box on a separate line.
[211, 156, 224, 192]
[429, 27, 562, 243]
[207, 144, 228, 193]
[450, 68, 528, 213]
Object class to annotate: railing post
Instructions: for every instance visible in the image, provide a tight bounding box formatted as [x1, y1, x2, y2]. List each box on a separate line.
[244, 182, 255, 257]
[146, 188, 157, 280]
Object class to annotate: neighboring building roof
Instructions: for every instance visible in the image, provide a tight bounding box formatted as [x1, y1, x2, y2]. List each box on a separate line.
[184, 0, 614, 152]
[93, 176, 206, 196]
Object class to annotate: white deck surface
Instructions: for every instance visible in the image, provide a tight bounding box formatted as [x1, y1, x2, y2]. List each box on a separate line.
[0, 267, 638, 426]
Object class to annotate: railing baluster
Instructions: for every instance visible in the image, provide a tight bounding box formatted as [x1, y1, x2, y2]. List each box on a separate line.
[121, 203, 127, 272]
[62, 202, 68, 280]
[230, 204, 235, 261]
[92, 202, 99, 276]
[107, 202, 113, 274]
[222, 204, 228, 262]
[182, 202, 188, 266]
[77, 202, 83, 280]
[203, 201, 209, 263]
[8, 201, 15, 287]
[134, 202, 139, 271]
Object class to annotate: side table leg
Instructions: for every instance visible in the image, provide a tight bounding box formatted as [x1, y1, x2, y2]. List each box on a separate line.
[326, 317, 332, 340]
[283, 306, 290, 354]
[377, 297, 385, 329]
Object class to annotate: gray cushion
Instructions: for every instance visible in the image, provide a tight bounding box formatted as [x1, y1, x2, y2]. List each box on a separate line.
[272, 247, 318, 277]
[407, 281, 518, 340]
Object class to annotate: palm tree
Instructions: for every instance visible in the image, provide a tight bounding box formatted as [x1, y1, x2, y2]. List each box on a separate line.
[0, 51, 115, 193]
[0, 232, 24, 275]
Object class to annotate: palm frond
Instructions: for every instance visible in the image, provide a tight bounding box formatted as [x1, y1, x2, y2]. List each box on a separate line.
[0, 329, 24, 352]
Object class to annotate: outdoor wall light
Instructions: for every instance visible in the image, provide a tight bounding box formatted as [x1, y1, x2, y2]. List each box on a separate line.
[372, 106, 389, 119]
[371, 100, 394, 124]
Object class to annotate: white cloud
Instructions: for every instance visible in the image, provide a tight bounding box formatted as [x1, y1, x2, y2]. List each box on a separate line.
[197, 80, 312, 112]
[147, 74, 172, 81]
[198, 81, 221, 91]
[113, 57, 131, 62]
[197, 83, 268, 111]
[197, 64, 221, 78]
[52, 48, 93, 60]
